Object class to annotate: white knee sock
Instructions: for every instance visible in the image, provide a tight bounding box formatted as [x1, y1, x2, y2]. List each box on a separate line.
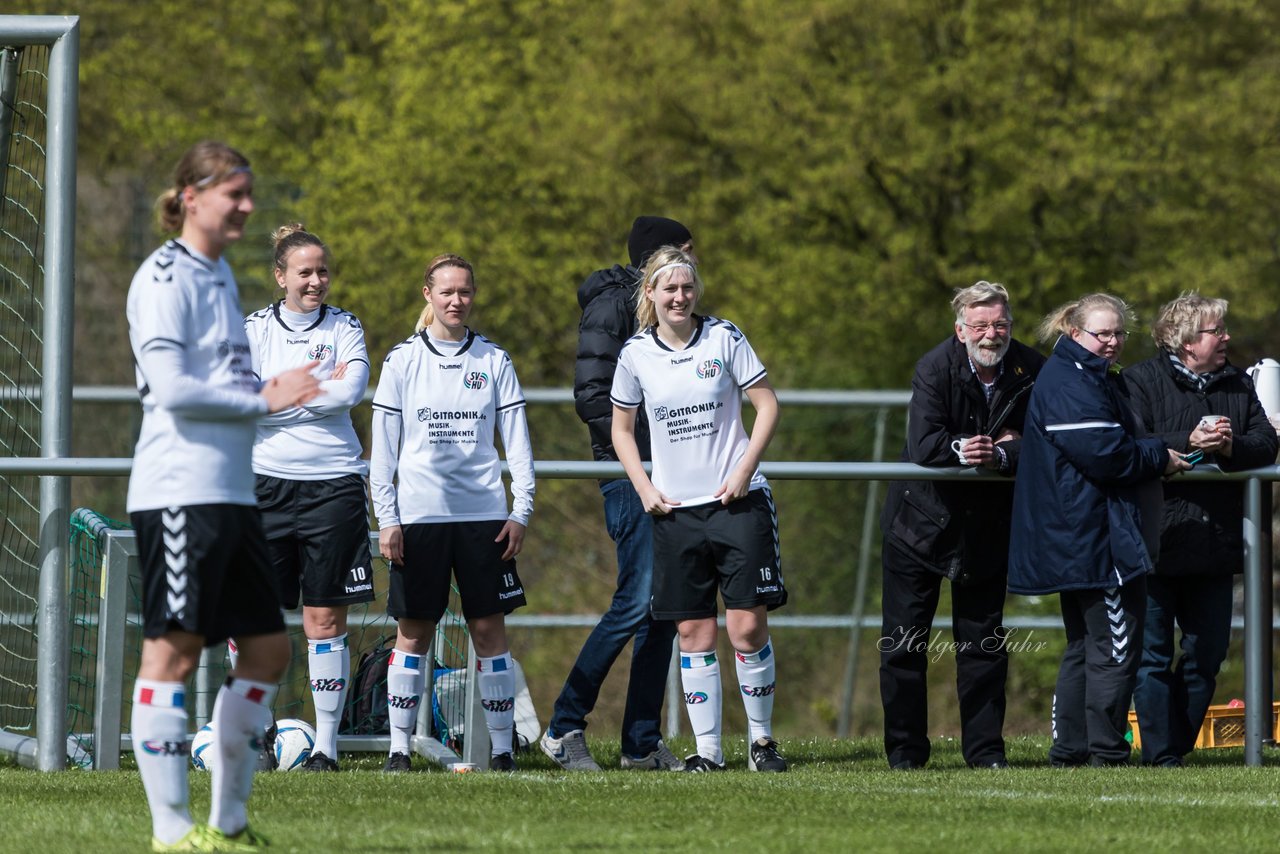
[307, 633, 349, 760]
[680, 650, 723, 764]
[734, 638, 776, 742]
[132, 680, 193, 844]
[209, 677, 276, 836]
[386, 649, 425, 755]
[478, 652, 516, 756]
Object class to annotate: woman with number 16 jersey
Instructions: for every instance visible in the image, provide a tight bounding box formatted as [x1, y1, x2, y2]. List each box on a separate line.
[370, 254, 534, 773]
[611, 245, 788, 773]
[242, 223, 375, 772]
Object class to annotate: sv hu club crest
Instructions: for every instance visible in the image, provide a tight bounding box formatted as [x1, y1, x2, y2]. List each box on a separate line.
[463, 371, 489, 390]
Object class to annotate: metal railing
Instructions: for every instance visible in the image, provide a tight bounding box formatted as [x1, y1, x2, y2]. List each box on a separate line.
[3, 453, 1277, 766]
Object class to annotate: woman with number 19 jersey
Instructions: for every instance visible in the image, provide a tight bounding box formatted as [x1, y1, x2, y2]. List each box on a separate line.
[610, 246, 787, 775]
[369, 330, 532, 525]
[369, 253, 533, 773]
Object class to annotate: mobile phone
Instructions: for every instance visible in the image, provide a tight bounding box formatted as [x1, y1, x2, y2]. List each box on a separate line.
[1180, 449, 1204, 466]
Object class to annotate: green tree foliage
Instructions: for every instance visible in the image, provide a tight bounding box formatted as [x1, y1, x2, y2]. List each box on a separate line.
[15, 0, 1277, 386]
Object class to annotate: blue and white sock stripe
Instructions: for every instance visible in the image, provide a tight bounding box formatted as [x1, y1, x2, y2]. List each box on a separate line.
[477, 653, 512, 673]
[681, 652, 718, 669]
[308, 634, 348, 655]
[389, 650, 421, 670]
[735, 640, 772, 664]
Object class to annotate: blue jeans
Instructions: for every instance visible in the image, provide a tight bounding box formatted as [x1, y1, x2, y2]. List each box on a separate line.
[548, 479, 677, 757]
[1132, 574, 1233, 765]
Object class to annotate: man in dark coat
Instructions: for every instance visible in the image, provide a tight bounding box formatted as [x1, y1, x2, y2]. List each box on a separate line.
[1126, 293, 1279, 767]
[879, 281, 1045, 770]
[541, 216, 694, 771]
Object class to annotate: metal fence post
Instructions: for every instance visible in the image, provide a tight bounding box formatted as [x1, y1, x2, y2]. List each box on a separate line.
[1243, 476, 1272, 765]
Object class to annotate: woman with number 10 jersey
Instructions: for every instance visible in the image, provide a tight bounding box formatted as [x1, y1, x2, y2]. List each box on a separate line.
[370, 253, 535, 773]
[242, 223, 375, 772]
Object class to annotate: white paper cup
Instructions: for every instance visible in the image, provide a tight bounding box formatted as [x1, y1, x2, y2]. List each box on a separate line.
[1200, 415, 1226, 431]
[449, 762, 478, 773]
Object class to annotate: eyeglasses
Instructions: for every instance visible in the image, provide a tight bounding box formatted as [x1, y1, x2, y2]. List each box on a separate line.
[962, 321, 1012, 335]
[1083, 329, 1128, 344]
[1196, 325, 1229, 338]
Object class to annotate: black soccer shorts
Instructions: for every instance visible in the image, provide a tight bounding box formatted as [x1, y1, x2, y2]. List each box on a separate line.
[255, 473, 375, 608]
[387, 520, 526, 623]
[650, 488, 787, 621]
[132, 503, 285, 644]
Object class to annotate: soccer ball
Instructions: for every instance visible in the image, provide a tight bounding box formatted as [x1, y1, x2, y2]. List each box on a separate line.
[190, 723, 216, 771]
[273, 718, 316, 771]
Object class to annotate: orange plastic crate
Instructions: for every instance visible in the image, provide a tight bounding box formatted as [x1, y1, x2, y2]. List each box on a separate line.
[1128, 702, 1280, 750]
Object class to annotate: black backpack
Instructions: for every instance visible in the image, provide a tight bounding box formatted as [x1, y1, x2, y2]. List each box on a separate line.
[340, 636, 394, 735]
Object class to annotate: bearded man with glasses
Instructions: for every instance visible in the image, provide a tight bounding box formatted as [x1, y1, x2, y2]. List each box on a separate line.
[1125, 292, 1277, 767]
[878, 281, 1045, 770]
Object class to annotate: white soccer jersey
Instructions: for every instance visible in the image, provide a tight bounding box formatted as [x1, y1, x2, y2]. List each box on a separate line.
[612, 315, 770, 506]
[126, 239, 266, 512]
[369, 329, 534, 526]
[244, 302, 370, 480]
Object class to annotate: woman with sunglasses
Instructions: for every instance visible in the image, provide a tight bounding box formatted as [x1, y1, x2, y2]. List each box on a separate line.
[1008, 293, 1189, 768]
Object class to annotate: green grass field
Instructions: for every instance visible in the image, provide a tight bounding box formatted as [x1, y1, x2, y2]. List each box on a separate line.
[4, 736, 1280, 852]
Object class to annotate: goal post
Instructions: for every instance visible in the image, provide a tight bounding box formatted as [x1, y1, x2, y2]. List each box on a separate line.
[0, 15, 78, 773]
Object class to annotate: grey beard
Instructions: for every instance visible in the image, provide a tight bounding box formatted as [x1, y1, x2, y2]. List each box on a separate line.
[967, 340, 1008, 369]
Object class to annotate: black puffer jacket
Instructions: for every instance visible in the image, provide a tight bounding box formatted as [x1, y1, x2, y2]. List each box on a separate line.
[880, 335, 1045, 582]
[1125, 355, 1279, 576]
[574, 264, 650, 462]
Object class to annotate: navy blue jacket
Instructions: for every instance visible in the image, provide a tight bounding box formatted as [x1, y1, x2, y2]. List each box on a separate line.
[1125, 355, 1279, 577]
[1008, 336, 1169, 595]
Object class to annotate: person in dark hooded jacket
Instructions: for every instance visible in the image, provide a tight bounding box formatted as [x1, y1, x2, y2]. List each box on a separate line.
[1126, 292, 1278, 767]
[541, 216, 694, 771]
[879, 281, 1044, 770]
[1009, 293, 1189, 768]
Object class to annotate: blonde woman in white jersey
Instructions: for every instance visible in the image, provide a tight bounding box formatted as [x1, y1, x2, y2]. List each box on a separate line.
[370, 254, 534, 773]
[126, 141, 319, 851]
[611, 245, 788, 773]
[240, 224, 374, 772]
